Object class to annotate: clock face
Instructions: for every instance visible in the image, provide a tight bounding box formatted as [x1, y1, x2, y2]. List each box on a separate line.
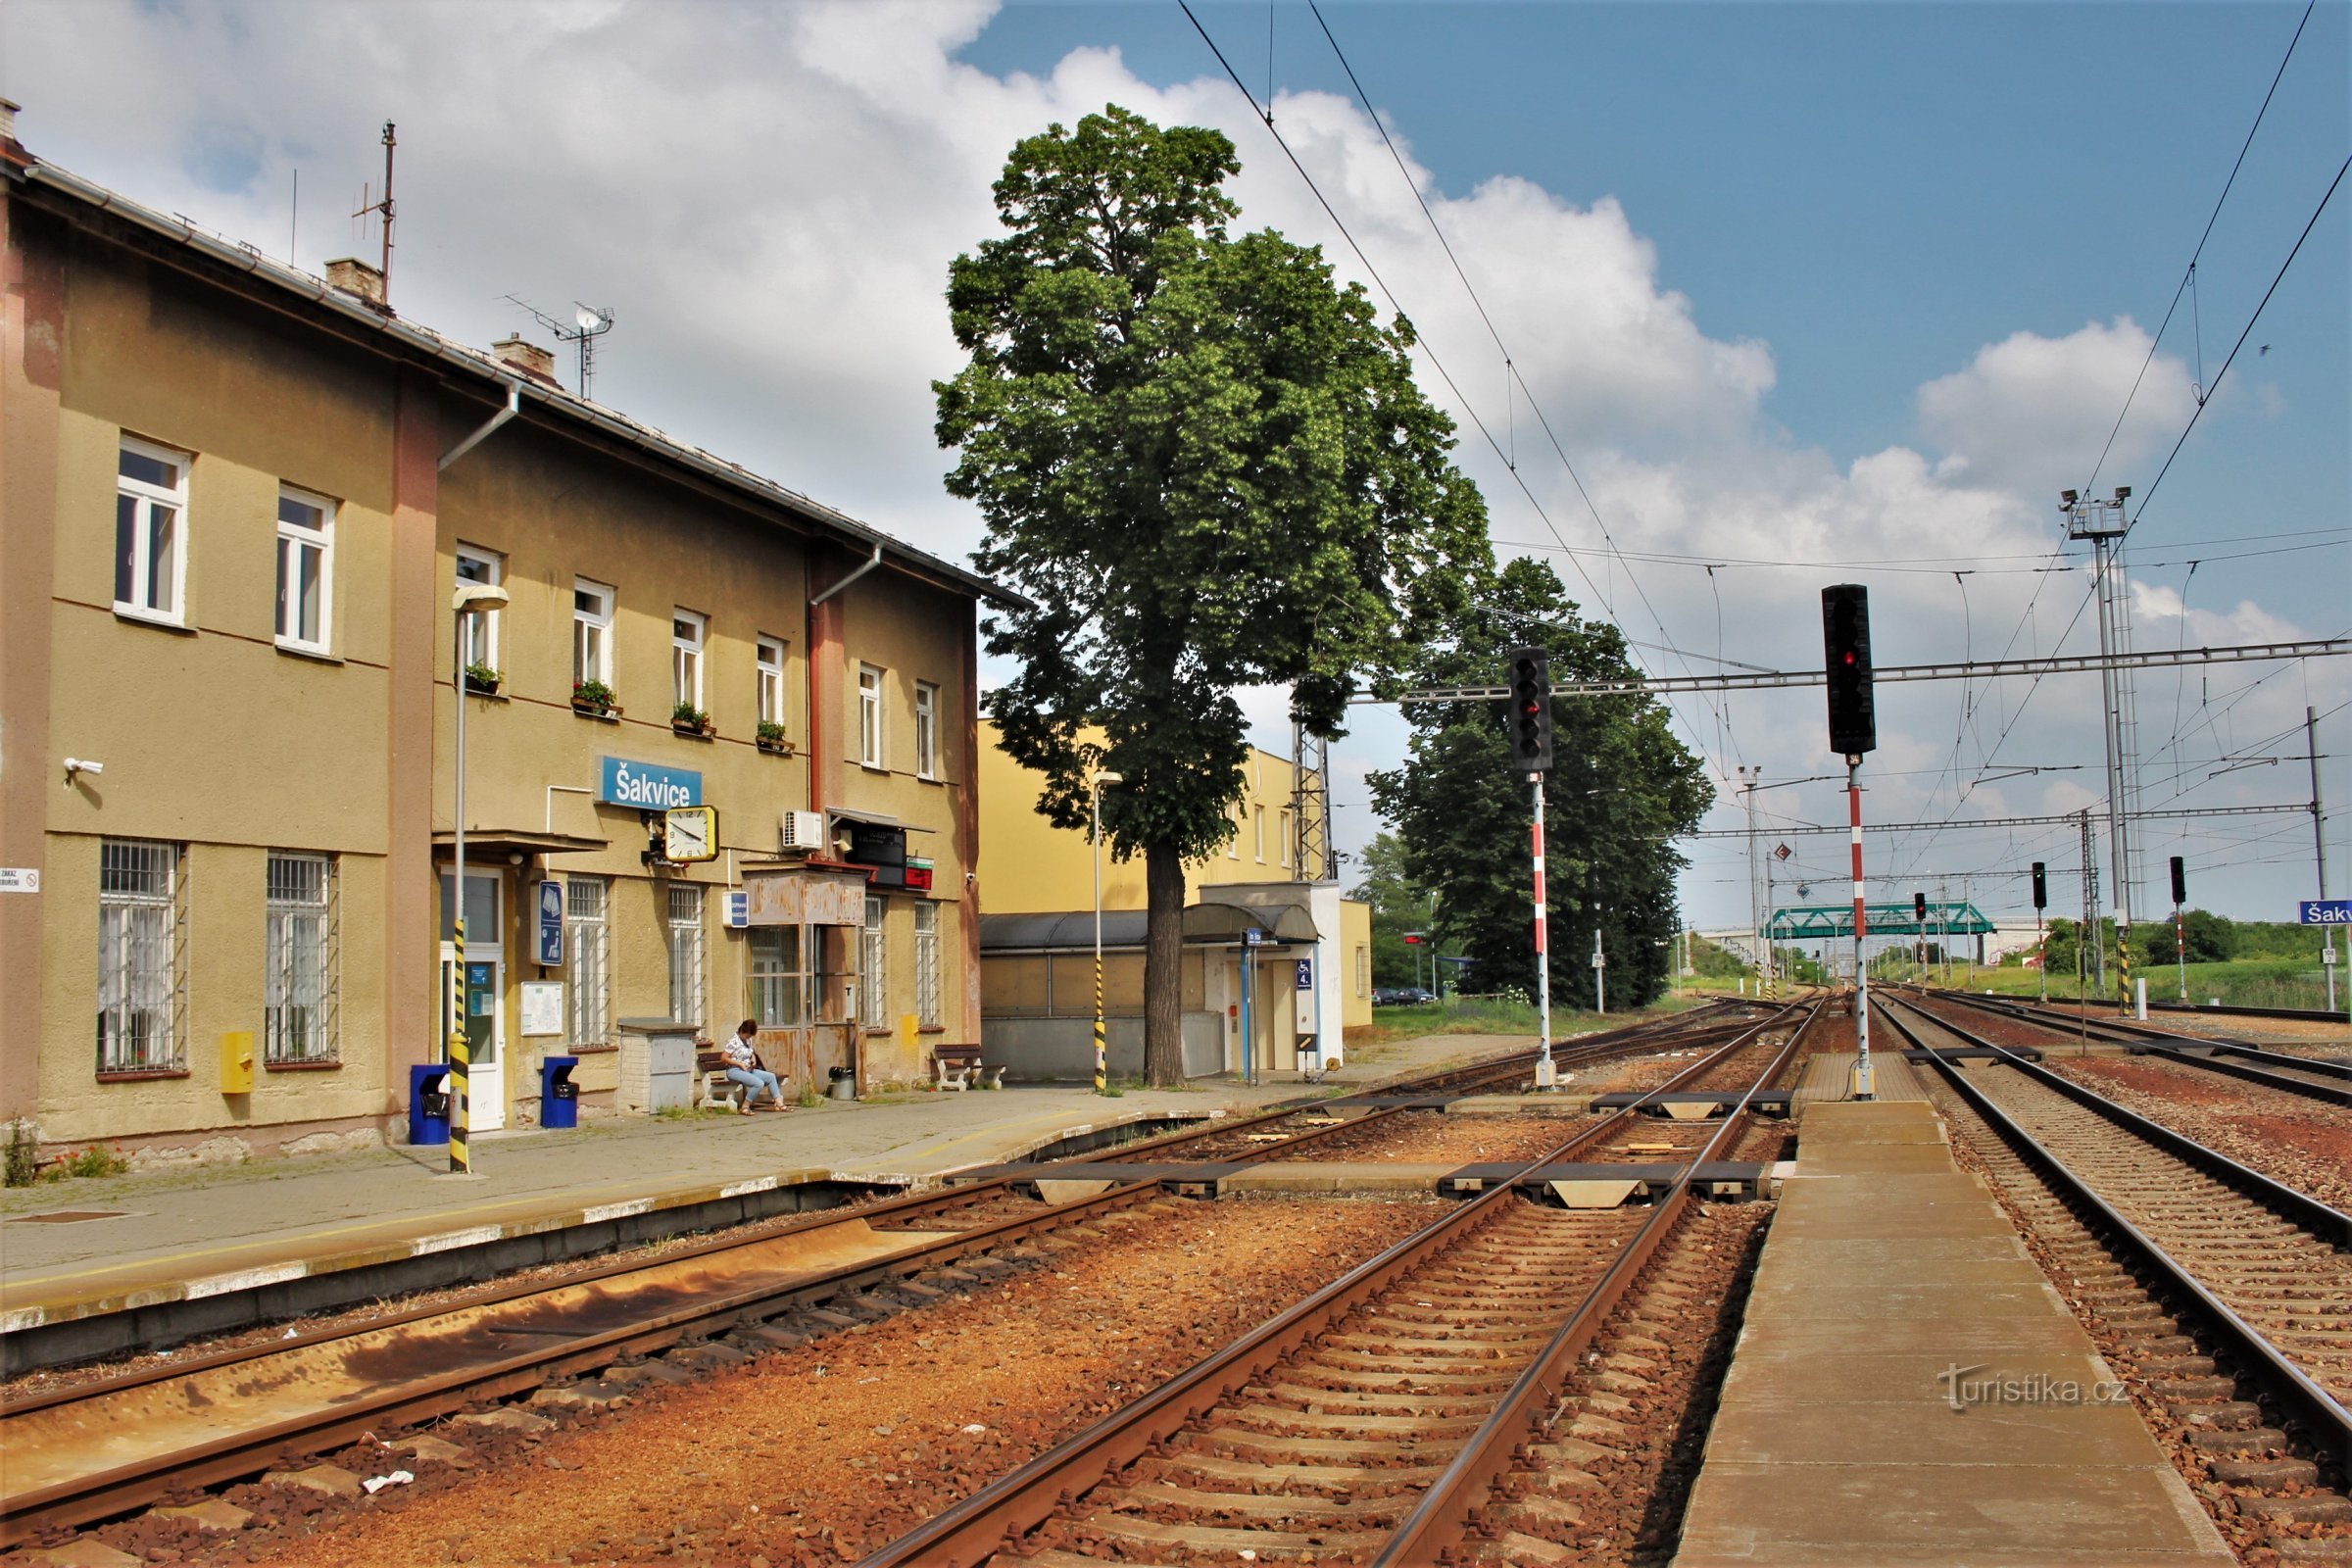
[663, 807, 717, 862]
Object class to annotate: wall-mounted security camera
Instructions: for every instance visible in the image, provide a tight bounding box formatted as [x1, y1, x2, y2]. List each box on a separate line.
[63, 758, 105, 780]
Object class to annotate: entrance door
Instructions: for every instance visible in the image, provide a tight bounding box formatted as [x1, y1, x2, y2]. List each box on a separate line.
[439, 872, 505, 1132]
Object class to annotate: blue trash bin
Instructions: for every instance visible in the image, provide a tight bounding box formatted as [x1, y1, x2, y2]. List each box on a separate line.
[540, 1055, 580, 1130]
[409, 1064, 452, 1147]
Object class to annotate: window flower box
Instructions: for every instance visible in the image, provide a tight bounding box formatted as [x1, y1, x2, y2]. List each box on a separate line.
[671, 702, 713, 738]
[464, 663, 503, 697]
[757, 721, 794, 757]
[571, 679, 620, 719]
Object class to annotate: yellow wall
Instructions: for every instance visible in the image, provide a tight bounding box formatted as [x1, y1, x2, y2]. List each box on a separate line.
[1342, 898, 1373, 1029]
[979, 721, 1306, 913]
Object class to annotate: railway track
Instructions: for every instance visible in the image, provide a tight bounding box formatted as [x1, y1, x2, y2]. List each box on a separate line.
[1882, 995, 2352, 1451]
[0, 1003, 1772, 1548]
[854, 1002, 1817, 1566]
[1911, 1044, 2352, 1564]
[1921, 988, 2352, 1107]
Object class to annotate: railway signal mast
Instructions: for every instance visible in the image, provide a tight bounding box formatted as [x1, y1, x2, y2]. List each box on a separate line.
[1823, 585, 1878, 1100]
[2032, 861, 2049, 1004]
[1509, 648, 1558, 1087]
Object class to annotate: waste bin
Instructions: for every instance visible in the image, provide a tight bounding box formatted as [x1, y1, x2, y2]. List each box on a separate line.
[409, 1064, 452, 1147]
[540, 1055, 580, 1130]
[827, 1065, 858, 1102]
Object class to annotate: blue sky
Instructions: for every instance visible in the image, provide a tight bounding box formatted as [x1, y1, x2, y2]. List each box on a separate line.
[5, 0, 2345, 933]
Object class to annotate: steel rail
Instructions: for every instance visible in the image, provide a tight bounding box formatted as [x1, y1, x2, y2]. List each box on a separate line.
[1370, 1000, 1819, 1564]
[1886, 996, 2350, 1238]
[1882, 1000, 2352, 1455]
[852, 1002, 1815, 1568]
[1926, 990, 2352, 1106]
[0, 1004, 1760, 1544]
[2149, 998, 2352, 1024]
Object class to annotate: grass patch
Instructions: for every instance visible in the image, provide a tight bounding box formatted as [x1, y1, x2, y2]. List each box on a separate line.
[1950, 957, 2346, 1012]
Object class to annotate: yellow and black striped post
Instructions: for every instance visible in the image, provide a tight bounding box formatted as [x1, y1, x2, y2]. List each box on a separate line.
[2116, 920, 2132, 1015]
[448, 917, 471, 1174]
[1093, 952, 1107, 1096]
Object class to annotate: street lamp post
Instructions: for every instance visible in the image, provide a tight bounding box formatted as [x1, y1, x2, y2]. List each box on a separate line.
[448, 582, 509, 1175]
[1091, 770, 1124, 1096]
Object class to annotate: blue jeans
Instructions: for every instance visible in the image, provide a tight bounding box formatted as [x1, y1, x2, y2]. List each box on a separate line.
[725, 1066, 783, 1105]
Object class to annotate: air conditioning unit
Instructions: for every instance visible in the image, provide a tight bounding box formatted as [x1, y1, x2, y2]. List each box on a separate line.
[779, 809, 825, 853]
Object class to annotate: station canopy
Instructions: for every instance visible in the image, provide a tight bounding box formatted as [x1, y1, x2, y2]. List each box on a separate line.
[1768, 901, 1995, 940]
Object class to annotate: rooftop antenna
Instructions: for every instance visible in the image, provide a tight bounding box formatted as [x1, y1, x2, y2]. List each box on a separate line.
[504, 296, 616, 398]
[349, 122, 396, 301]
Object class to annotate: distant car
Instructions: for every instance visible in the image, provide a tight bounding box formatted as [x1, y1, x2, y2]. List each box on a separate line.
[1374, 987, 1436, 1006]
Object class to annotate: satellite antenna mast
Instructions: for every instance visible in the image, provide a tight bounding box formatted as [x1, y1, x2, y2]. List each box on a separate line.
[350, 122, 396, 302]
[504, 297, 616, 398]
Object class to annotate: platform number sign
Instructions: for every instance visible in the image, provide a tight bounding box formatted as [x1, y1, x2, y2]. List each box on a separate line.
[1296, 957, 1313, 990]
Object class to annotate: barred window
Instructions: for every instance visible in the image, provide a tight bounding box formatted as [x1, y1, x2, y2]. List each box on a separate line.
[913, 902, 942, 1029]
[566, 876, 611, 1049]
[98, 839, 183, 1072]
[666, 884, 705, 1027]
[748, 924, 804, 1028]
[860, 896, 887, 1029]
[265, 853, 336, 1063]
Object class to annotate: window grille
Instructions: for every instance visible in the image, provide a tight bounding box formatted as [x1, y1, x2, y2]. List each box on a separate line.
[566, 876, 611, 1049]
[666, 884, 705, 1027]
[265, 853, 336, 1063]
[860, 896, 887, 1028]
[98, 839, 183, 1072]
[914, 903, 942, 1029]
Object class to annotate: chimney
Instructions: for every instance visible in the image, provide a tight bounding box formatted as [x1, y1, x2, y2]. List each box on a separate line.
[0, 99, 19, 145]
[324, 256, 387, 310]
[492, 335, 559, 383]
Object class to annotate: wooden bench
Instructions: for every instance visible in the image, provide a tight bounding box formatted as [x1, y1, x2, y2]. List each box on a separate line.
[698, 1049, 789, 1111]
[933, 1045, 1004, 1092]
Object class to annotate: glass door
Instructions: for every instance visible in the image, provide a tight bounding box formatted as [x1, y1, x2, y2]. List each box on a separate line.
[439, 873, 505, 1131]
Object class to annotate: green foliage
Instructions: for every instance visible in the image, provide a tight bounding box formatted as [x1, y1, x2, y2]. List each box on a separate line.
[4, 1122, 37, 1188]
[464, 662, 502, 692]
[1687, 933, 1752, 979]
[671, 702, 710, 729]
[797, 1083, 823, 1108]
[939, 106, 1492, 1085]
[1368, 558, 1710, 1010]
[572, 678, 616, 710]
[1349, 831, 1439, 987]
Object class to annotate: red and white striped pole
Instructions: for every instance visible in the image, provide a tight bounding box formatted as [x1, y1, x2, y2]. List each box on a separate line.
[1533, 774, 1554, 1088]
[1849, 759, 1875, 1100]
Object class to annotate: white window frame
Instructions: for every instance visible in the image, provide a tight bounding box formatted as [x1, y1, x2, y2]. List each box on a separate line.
[1253, 805, 1266, 862]
[265, 853, 337, 1063]
[860, 895, 888, 1029]
[666, 884, 706, 1028]
[98, 838, 185, 1072]
[115, 436, 189, 625]
[748, 924, 805, 1027]
[914, 902, 942, 1029]
[274, 486, 335, 654]
[1356, 945, 1371, 998]
[1228, 808, 1241, 859]
[672, 609, 707, 714]
[858, 663, 885, 769]
[757, 636, 787, 728]
[1280, 808, 1294, 869]
[565, 875, 611, 1050]
[455, 545, 502, 672]
[573, 578, 614, 690]
[914, 681, 940, 780]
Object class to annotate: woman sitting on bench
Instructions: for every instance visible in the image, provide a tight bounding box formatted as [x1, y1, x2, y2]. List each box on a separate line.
[723, 1019, 786, 1112]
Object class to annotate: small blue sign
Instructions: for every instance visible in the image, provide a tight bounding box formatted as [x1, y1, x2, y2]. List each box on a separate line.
[1243, 927, 1264, 947]
[1295, 957, 1313, 990]
[2299, 900, 2352, 925]
[600, 756, 703, 808]
[537, 880, 564, 966]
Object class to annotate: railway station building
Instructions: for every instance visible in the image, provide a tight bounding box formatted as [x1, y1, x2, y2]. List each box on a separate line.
[0, 106, 1011, 1161]
[977, 726, 1373, 1080]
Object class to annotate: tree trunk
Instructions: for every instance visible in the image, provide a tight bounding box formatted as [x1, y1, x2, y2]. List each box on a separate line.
[1144, 842, 1187, 1087]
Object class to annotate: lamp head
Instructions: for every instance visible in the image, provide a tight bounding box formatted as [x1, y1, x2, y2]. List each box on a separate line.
[453, 583, 511, 613]
[1096, 770, 1125, 787]
[2059, 489, 2079, 507]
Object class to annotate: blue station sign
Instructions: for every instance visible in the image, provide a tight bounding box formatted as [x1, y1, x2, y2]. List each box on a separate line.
[600, 757, 703, 809]
[2298, 900, 2352, 925]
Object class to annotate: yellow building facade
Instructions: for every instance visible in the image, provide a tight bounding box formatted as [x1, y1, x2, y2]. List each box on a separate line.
[978, 722, 1373, 1081]
[0, 113, 1005, 1160]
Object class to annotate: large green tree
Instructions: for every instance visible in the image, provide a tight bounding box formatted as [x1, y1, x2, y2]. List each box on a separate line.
[939, 107, 1491, 1085]
[1349, 831, 1438, 989]
[1369, 558, 1711, 1009]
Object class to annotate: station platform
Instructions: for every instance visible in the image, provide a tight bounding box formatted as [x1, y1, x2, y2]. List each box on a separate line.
[0, 1035, 1536, 1375]
[1789, 1049, 1927, 1112]
[1671, 1100, 2232, 1566]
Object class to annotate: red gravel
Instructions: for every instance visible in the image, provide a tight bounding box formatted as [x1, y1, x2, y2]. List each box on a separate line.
[2053, 1055, 2352, 1210]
